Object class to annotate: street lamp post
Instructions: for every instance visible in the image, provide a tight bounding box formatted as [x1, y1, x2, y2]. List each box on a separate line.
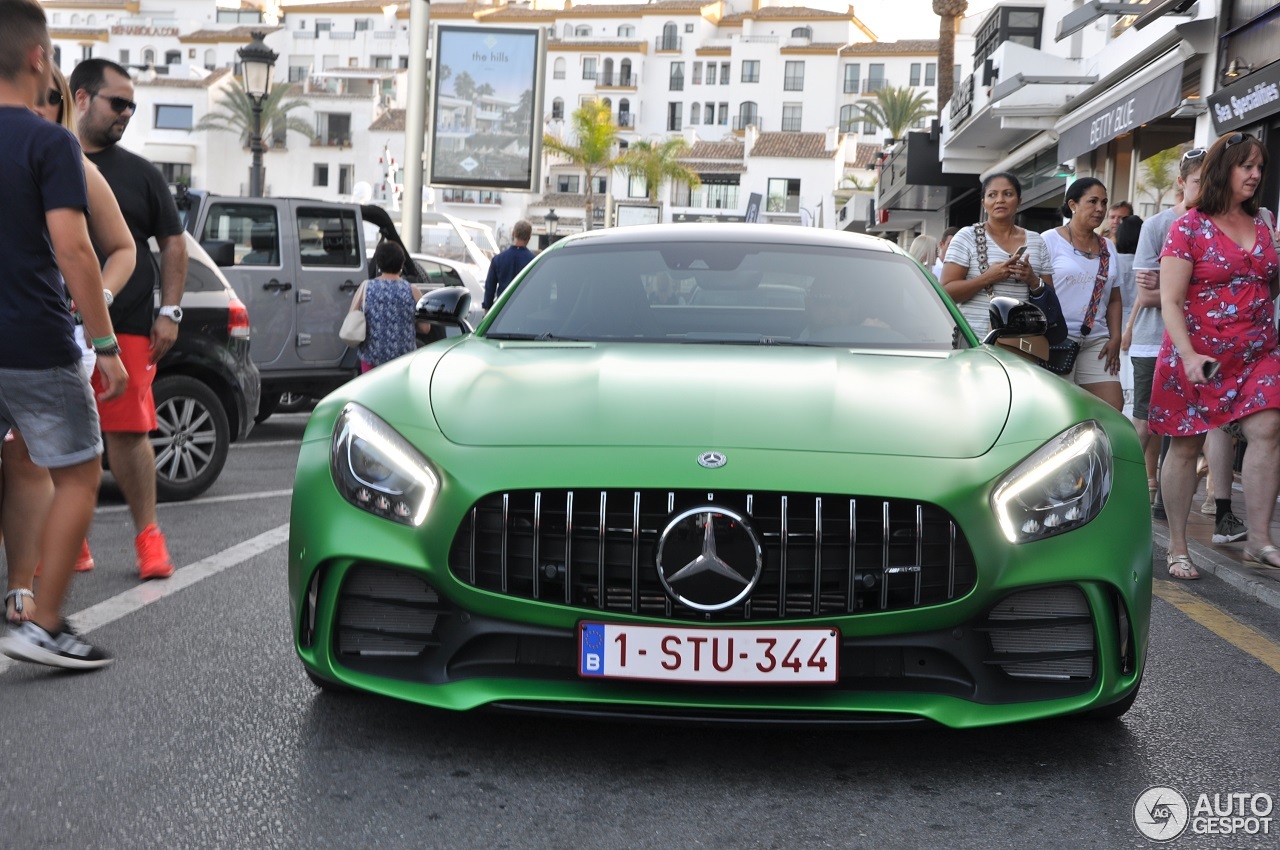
[237, 31, 277, 198]
[544, 208, 559, 248]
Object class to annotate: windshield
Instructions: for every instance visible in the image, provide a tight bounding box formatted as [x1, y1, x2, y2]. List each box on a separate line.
[483, 239, 965, 349]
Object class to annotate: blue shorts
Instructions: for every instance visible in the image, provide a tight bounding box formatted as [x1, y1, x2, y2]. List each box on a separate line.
[0, 362, 102, 468]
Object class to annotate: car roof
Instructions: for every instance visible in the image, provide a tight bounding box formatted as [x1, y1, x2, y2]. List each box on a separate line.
[551, 223, 902, 254]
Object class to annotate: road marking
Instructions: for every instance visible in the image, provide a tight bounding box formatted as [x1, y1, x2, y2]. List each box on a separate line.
[0, 523, 289, 676]
[233, 440, 303, 449]
[1154, 579, 1280, 675]
[96, 488, 292, 514]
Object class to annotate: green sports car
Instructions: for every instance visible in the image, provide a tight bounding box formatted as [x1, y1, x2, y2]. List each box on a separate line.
[289, 223, 1152, 728]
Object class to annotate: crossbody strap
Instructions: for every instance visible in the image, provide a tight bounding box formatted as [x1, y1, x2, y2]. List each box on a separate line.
[1079, 237, 1110, 336]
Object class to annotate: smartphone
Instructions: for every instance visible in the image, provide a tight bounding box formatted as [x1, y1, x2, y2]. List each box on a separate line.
[1011, 245, 1027, 263]
[1203, 360, 1221, 381]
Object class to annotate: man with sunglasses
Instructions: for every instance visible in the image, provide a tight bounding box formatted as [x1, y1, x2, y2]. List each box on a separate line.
[69, 58, 187, 581]
[0, 0, 127, 669]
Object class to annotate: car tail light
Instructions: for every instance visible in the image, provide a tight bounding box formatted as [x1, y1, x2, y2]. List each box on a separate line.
[228, 295, 251, 339]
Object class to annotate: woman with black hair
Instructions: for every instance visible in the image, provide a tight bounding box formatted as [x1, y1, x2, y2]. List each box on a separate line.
[351, 241, 423, 372]
[1114, 213, 1144, 330]
[1151, 132, 1280, 578]
[1040, 177, 1124, 409]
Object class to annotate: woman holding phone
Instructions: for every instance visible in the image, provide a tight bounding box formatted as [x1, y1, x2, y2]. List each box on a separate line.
[940, 172, 1052, 338]
[1040, 177, 1123, 409]
[1150, 132, 1280, 579]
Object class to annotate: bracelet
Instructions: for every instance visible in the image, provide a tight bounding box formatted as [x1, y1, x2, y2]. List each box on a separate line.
[1029, 279, 1046, 297]
[90, 334, 117, 349]
[93, 342, 122, 356]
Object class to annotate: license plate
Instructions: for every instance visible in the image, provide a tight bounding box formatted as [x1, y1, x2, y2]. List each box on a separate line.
[578, 623, 839, 684]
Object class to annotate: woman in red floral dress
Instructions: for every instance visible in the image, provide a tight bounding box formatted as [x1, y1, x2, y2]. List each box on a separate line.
[1151, 132, 1280, 579]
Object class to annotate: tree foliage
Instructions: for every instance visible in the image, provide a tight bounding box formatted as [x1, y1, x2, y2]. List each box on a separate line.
[542, 100, 623, 231]
[847, 86, 935, 142]
[620, 137, 702, 203]
[1138, 146, 1181, 210]
[191, 78, 315, 144]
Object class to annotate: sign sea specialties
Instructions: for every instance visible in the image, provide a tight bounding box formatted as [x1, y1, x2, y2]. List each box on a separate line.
[1209, 59, 1280, 134]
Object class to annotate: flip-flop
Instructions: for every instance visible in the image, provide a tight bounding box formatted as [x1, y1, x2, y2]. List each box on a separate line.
[1243, 545, 1280, 570]
[4, 588, 35, 625]
[1167, 553, 1200, 580]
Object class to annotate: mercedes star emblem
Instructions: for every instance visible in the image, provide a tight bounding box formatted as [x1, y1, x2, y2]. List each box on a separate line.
[656, 507, 762, 611]
[698, 451, 727, 468]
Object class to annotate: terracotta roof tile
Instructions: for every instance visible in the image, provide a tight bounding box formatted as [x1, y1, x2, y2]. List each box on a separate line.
[370, 108, 405, 131]
[683, 140, 744, 160]
[561, 0, 710, 12]
[749, 131, 837, 159]
[181, 24, 284, 41]
[535, 192, 588, 208]
[547, 39, 648, 50]
[839, 39, 939, 55]
[849, 142, 881, 169]
[50, 27, 110, 38]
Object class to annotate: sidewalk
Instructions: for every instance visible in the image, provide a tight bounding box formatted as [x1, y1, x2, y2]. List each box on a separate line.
[1151, 474, 1280, 610]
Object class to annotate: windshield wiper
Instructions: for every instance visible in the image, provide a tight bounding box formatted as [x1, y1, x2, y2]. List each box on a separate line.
[485, 331, 582, 341]
[485, 332, 540, 340]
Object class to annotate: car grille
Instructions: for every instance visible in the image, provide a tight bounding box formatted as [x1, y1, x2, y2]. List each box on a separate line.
[336, 564, 448, 656]
[983, 586, 1095, 680]
[448, 489, 977, 621]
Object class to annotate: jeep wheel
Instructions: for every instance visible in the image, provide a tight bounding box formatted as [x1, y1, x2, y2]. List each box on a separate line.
[151, 375, 230, 502]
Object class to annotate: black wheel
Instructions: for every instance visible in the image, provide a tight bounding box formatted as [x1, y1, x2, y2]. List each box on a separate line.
[306, 669, 352, 693]
[151, 374, 230, 502]
[277, 392, 312, 414]
[253, 390, 280, 424]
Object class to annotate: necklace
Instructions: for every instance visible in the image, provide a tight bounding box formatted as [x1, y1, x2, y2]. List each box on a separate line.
[1064, 226, 1100, 260]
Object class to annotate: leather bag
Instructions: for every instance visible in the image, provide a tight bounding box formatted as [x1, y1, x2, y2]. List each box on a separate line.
[339, 281, 368, 345]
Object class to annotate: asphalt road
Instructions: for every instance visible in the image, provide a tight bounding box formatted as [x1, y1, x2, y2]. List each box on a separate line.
[3, 412, 1280, 849]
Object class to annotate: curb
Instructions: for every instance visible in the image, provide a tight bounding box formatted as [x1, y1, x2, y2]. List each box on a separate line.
[1152, 525, 1280, 610]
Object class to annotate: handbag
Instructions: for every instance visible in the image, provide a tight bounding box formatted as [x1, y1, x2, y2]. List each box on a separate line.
[974, 224, 1069, 359]
[1043, 339, 1081, 375]
[339, 281, 368, 345]
[1038, 233, 1112, 375]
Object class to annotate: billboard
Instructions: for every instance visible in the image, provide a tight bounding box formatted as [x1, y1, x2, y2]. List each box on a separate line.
[427, 25, 546, 191]
[615, 203, 662, 227]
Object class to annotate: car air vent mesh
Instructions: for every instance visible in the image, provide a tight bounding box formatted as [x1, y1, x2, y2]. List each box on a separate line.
[983, 586, 1095, 680]
[448, 489, 977, 621]
[336, 564, 446, 656]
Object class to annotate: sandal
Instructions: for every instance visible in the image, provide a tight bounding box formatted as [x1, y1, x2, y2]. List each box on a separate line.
[1167, 553, 1201, 580]
[4, 588, 35, 625]
[1148, 478, 1159, 504]
[1243, 545, 1280, 571]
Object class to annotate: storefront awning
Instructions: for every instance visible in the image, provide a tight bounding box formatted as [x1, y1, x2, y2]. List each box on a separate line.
[1055, 49, 1186, 161]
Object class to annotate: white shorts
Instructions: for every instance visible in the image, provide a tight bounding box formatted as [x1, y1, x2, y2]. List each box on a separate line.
[1064, 334, 1119, 386]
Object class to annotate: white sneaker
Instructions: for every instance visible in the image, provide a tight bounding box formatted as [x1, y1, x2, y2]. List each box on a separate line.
[0, 621, 113, 670]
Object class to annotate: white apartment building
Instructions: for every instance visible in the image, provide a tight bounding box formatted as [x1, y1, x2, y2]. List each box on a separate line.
[42, 0, 948, 240]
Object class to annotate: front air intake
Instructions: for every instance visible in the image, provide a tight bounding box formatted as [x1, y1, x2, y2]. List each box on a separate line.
[984, 586, 1095, 681]
[335, 565, 447, 657]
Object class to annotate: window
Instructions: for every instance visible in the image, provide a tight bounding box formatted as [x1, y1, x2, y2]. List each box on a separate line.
[288, 62, 310, 83]
[143, 48, 155, 65]
[720, 63, 730, 84]
[784, 61, 804, 91]
[766, 178, 800, 213]
[557, 174, 581, 193]
[618, 24, 635, 37]
[843, 63, 860, 93]
[119, 49, 130, 65]
[690, 102, 701, 124]
[372, 55, 391, 69]
[203, 49, 216, 71]
[583, 57, 597, 80]
[156, 162, 191, 187]
[705, 101, 715, 124]
[910, 63, 921, 86]
[781, 103, 802, 132]
[669, 62, 684, 91]
[153, 104, 193, 130]
[338, 165, 354, 195]
[553, 57, 566, 79]
[692, 62, 702, 85]
[684, 23, 694, 32]
[706, 63, 716, 85]
[595, 176, 607, 194]
[718, 102, 728, 125]
[574, 24, 591, 37]
[737, 101, 757, 129]
[399, 56, 409, 69]
[741, 60, 759, 83]
[315, 19, 331, 34]
[792, 26, 813, 38]
[201, 203, 279, 267]
[551, 97, 564, 120]
[53, 46, 61, 67]
[862, 115, 878, 135]
[660, 23, 679, 51]
[355, 18, 371, 31]
[867, 63, 885, 93]
[628, 174, 647, 198]
[667, 101, 682, 131]
[316, 112, 352, 146]
[298, 207, 360, 268]
[618, 98, 632, 126]
[689, 179, 739, 210]
[314, 164, 329, 187]
[839, 104, 859, 133]
[81, 45, 93, 62]
[925, 62, 936, 86]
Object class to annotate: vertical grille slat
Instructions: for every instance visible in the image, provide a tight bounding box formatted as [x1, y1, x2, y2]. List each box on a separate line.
[450, 489, 977, 622]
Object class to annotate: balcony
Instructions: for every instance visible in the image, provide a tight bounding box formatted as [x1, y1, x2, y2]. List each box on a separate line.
[655, 35, 681, 52]
[293, 30, 316, 39]
[616, 112, 635, 128]
[373, 30, 396, 39]
[732, 115, 761, 132]
[862, 79, 889, 95]
[596, 72, 636, 89]
[312, 135, 352, 148]
[329, 31, 355, 40]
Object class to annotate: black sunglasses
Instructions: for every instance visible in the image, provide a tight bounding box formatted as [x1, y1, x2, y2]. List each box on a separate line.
[92, 92, 136, 114]
[1226, 132, 1253, 149]
[45, 88, 62, 107]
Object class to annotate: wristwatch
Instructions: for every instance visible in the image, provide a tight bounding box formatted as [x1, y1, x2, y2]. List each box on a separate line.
[158, 305, 183, 324]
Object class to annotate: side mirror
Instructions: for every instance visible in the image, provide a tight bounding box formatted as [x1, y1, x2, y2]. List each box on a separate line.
[201, 240, 235, 267]
[416, 286, 473, 333]
[982, 295, 1048, 345]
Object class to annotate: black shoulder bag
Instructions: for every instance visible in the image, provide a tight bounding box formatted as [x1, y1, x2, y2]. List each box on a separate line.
[975, 226, 1075, 372]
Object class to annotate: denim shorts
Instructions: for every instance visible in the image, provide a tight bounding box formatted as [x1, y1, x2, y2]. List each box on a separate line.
[0, 362, 102, 467]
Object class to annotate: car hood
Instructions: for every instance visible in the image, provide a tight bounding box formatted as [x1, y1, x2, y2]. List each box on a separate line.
[424, 341, 1010, 458]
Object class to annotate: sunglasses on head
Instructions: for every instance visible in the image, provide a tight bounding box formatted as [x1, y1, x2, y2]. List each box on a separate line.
[1181, 148, 1207, 162]
[1226, 132, 1253, 149]
[92, 92, 136, 114]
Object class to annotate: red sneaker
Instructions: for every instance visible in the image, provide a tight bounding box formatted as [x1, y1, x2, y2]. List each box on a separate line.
[135, 525, 175, 580]
[75, 540, 95, 572]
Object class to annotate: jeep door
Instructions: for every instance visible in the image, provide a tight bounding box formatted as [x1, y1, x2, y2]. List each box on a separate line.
[292, 203, 364, 363]
[195, 198, 294, 369]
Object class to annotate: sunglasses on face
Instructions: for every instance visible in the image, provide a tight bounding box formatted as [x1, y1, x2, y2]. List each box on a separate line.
[1181, 148, 1207, 162]
[92, 92, 136, 114]
[45, 88, 62, 107]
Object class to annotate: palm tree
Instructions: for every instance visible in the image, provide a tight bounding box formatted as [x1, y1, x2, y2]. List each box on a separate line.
[620, 137, 702, 203]
[847, 86, 935, 143]
[1138, 146, 1181, 210]
[543, 100, 623, 231]
[453, 71, 476, 101]
[191, 79, 315, 147]
[934, 0, 968, 114]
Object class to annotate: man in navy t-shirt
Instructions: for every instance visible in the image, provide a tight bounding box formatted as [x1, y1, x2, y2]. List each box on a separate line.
[0, 0, 127, 670]
[483, 219, 536, 310]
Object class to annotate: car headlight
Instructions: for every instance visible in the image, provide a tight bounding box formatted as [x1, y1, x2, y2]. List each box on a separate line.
[330, 403, 439, 526]
[991, 421, 1112, 543]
